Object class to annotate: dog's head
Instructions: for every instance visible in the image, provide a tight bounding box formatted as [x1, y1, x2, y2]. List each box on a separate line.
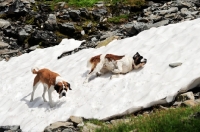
[132, 52, 147, 68]
[54, 81, 72, 99]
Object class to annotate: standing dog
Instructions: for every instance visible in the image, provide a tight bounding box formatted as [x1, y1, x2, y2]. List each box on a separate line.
[30, 67, 72, 107]
[85, 52, 147, 82]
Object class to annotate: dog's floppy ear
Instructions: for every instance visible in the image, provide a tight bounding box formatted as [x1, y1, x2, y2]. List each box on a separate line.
[133, 52, 139, 59]
[63, 81, 72, 90]
[68, 83, 72, 90]
[54, 84, 60, 93]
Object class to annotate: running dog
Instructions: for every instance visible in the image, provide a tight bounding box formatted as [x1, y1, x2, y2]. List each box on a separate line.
[85, 52, 147, 82]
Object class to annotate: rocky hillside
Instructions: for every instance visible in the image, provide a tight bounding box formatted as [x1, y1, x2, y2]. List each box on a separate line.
[1, 0, 200, 61]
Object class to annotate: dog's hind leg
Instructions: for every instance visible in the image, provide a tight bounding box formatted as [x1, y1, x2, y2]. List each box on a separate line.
[112, 61, 123, 74]
[30, 82, 40, 102]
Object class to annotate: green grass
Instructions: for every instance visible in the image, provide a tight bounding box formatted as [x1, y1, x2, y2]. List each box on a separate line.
[108, 14, 129, 24]
[40, 0, 146, 8]
[94, 105, 200, 132]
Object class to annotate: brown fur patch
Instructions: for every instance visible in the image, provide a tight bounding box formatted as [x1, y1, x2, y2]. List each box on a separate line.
[89, 54, 101, 74]
[33, 68, 60, 88]
[105, 54, 125, 62]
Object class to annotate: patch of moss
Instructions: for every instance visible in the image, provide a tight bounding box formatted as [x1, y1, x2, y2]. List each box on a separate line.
[25, 17, 34, 24]
[108, 14, 129, 24]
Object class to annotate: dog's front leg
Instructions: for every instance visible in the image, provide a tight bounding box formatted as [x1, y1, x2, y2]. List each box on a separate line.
[48, 87, 54, 108]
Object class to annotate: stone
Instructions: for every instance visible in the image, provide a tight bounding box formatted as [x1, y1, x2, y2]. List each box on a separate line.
[44, 14, 57, 31]
[148, 20, 169, 28]
[0, 41, 9, 49]
[44, 121, 73, 132]
[69, 116, 83, 125]
[96, 36, 119, 48]
[180, 100, 198, 107]
[123, 23, 138, 36]
[0, 49, 19, 55]
[68, 10, 81, 21]
[0, 125, 21, 132]
[169, 62, 182, 68]
[177, 92, 195, 102]
[0, 19, 11, 29]
[58, 23, 75, 35]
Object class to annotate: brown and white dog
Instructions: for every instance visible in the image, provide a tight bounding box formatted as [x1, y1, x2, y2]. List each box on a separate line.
[30, 67, 72, 107]
[85, 52, 147, 82]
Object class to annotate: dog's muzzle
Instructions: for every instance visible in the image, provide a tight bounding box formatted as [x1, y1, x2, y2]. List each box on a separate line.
[62, 92, 66, 97]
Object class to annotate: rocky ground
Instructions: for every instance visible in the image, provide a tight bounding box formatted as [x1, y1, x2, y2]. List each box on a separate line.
[1, 0, 200, 61]
[1, 0, 200, 131]
[43, 88, 200, 132]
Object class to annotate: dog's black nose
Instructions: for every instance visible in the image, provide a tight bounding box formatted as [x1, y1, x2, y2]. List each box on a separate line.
[62, 93, 66, 96]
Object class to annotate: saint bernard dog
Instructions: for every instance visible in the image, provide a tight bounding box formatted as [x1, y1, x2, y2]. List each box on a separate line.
[85, 52, 147, 82]
[30, 67, 72, 107]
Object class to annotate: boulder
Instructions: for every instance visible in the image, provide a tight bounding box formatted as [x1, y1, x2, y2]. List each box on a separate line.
[68, 10, 81, 21]
[58, 23, 75, 36]
[44, 14, 57, 31]
[177, 92, 195, 102]
[44, 121, 73, 132]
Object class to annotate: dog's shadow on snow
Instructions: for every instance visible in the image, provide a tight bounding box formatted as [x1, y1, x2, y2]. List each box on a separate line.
[82, 68, 145, 82]
[82, 70, 112, 82]
[21, 93, 65, 110]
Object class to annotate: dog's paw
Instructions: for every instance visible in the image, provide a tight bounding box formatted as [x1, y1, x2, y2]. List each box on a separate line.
[30, 99, 33, 102]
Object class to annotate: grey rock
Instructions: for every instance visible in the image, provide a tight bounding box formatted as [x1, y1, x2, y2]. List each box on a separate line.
[137, 17, 149, 23]
[80, 8, 89, 18]
[24, 25, 33, 33]
[0, 19, 11, 29]
[155, 10, 169, 15]
[177, 92, 195, 102]
[62, 128, 74, 132]
[123, 23, 138, 36]
[69, 10, 81, 21]
[168, 7, 179, 13]
[149, 14, 162, 22]
[181, 8, 191, 16]
[148, 20, 169, 28]
[28, 45, 39, 51]
[0, 41, 9, 49]
[0, 125, 21, 131]
[165, 13, 176, 18]
[180, 100, 198, 107]
[92, 8, 107, 21]
[44, 121, 73, 132]
[45, 14, 57, 31]
[58, 23, 75, 35]
[0, 49, 18, 55]
[18, 29, 29, 42]
[169, 62, 182, 68]
[69, 116, 83, 125]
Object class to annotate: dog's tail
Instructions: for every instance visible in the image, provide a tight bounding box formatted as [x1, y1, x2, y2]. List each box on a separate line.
[87, 58, 92, 68]
[31, 67, 40, 74]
